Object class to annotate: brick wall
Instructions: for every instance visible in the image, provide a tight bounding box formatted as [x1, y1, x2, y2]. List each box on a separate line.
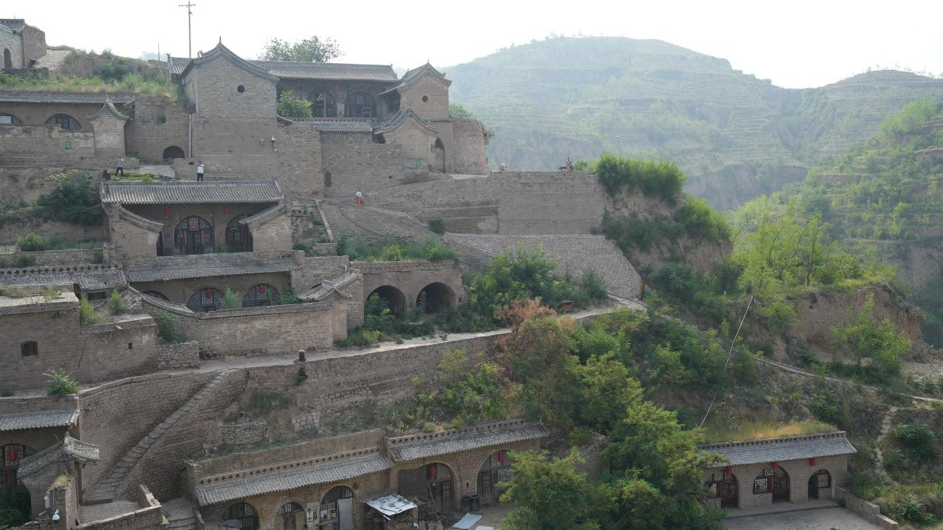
[187, 57, 276, 120]
[89, 109, 127, 160]
[449, 119, 487, 175]
[0, 31, 23, 68]
[382, 119, 435, 170]
[21, 24, 46, 65]
[125, 95, 189, 163]
[0, 125, 97, 167]
[319, 132, 403, 198]
[400, 76, 450, 122]
[79, 317, 159, 384]
[157, 341, 201, 370]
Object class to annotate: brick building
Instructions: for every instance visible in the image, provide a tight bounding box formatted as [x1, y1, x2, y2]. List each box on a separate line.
[0, 19, 46, 70]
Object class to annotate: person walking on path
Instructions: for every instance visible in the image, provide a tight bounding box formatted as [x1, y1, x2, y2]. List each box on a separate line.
[197, 161, 205, 181]
[355, 189, 363, 206]
[115, 157, 124, 176]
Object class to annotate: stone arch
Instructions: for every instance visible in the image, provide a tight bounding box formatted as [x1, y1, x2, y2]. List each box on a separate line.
[223, 501, 259, 530]
[3, 48, 11, 69]
[0, 113, 23, 125]
[1, 443, 36, 488]
[162, 146, 185, 161]
[187, 287, 223, 313]
[367, 285, 406, 317]
[174, 216, 214, 255]
[243, 284, 278, 307]
[225, 214, 253, 252]
[434, 138, 445, 172]
[476, 450, 512, 506]
[45, 113, 82, 131]
[808, 468, 831, 500]
[706, 470, 738, 508]
[416, 282, 455, 314]
[754, 465, 789, 503]
[275, 502, 303, 530]
[317, 485, 354, 530]
[397, 462, 456, 513]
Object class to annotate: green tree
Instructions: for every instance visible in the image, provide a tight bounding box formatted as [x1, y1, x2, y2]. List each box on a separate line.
[277, 90, 313, 118]
[831, 293, 911, 374]
[259, 36, 341, 62]
[36, 171, 104, 226]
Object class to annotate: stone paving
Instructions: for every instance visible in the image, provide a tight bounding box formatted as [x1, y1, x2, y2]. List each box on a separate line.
[723, 502, 886, 530]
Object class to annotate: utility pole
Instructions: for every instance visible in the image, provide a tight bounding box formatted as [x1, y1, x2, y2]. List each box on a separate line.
[179, 1, 196, 58]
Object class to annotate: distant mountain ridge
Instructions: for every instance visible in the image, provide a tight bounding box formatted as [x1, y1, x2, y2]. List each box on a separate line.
[445, 36, 943, 210]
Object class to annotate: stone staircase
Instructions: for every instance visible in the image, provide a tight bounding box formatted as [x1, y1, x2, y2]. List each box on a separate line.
[85, 371, 234, 504]
[162, 498, 199, 530]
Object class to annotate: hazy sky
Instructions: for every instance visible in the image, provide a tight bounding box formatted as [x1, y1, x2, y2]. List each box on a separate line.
[9, 0, 943, 89]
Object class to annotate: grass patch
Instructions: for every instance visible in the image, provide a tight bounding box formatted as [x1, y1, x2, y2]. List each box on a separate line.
[703, 419, 838, 443]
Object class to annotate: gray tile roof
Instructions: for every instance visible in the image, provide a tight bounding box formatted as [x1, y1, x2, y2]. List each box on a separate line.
[0, 92, 135, 105]
[699, 431, 857, 468]
[386, 420, 549, 462]
[0, 265, 127, 292]
[128, 257, 297, 283]
[379, 63, 449, 96]
[195, 451, 391, 506]
[0, 409, 77, 432]
[18, 435, 100, 478]
[0, 19, 26, 32]
[240, 204, 287, 227]
[101, 180, 283, 205]
[374, 109, 436, 136]
[298, 269, 360, 302]
[250, 61, 397, 82]
[180, 43, 278, 82]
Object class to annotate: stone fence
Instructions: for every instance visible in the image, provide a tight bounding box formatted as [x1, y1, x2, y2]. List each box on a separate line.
[76, 485, 163, 530]
[836, 487, 898, 529]
[3, 248, 104, 267]
[157, 341, 201, 370]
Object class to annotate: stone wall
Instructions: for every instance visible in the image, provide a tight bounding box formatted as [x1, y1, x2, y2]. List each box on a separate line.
[450, 118, 488, 175]
[125, 95, 189, 163]
[836, 487, 898, 530]
[356, 260, 465, 312]
[78, 317, 159, 384]
[79, 485, 164, 530]
[156, 341, 201, 370]
[21, 24, 47, 66]
[0, 296, 81, 391]
[8, 248, 102, 266]
[319, 132, 403, 198]
[89, 108, 127, 160]
[0, 30, 23, 69]
[219, 419, 268, 446]
[0, 125, 97, 167]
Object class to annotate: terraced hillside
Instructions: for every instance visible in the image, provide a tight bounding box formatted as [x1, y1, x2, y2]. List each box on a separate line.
[446, 36, 943, 210]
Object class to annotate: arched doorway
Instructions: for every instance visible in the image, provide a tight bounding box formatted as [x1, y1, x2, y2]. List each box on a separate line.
[706, 470, 738, 508]
[2, 444, 36, 488]
[317, 485, 354, 530]
[808, 469, 831, 500]
[223, 502, 259, 530]
[174, 216, 213, 255]
[276, 502, 303, 530]
[225, 214, 252, 252]
[477, 451, 512, 506]
[397, 463, 454, 513]
[754, 466, 790, 503]
[416, 282, 455, 315]
[187, 288, 223, 313]
[162, 146, 185, 161]
[243, 284, 278, 307]
[367, 286, 406, 317]
[434, 138, 445, 172]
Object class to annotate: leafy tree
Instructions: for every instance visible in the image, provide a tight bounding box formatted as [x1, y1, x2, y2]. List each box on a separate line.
[831, 293, 911, 374]
[277, 90, 313, 118]
[449, 104, 474, 118]
[259, 36, 341, 62]
[36, 171, 104, 226]
[16, 232, 52, 251]
[595, 154, 687, 205]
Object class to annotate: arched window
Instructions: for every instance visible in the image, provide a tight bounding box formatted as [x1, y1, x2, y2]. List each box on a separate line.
[0, 113, 22, 125]
[174, 216, 214, 255]
[225, 214, 252, 252]
[45, 113, 82, 131]
[143, 291, 169, 301]
[187, 288, 223, 313]
[243, 284, 278, 307]
[1, 444, 36, 488]
[312, 92, 336, 118]
[345, 91, 375, 118]
[224, 502, 259, 530]
[276, 503, 303, 530]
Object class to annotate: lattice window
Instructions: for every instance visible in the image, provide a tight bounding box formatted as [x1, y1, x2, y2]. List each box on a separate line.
[45, 113, 82, 131]
[224, 502, 259, 530]
[174, 216, 214, 255]
[243, 284, 278, 307]
[225, 214, 252, 252]
[187, 288, 223, 313]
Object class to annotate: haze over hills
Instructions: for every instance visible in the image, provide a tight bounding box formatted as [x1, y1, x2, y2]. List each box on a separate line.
[446, 36, 943, 210]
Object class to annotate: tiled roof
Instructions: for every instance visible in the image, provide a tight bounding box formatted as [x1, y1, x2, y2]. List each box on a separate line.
[240, 204, 287, 227]
[699, 431, 857, 468]
[298, 269, 360, 302]
[180, 43, 278, 81]
[0, 265, 127, 292]
[0, 410, 77, 432]
[386, 420, 549, 462]
[18, 435, 100, 478]
[128, 257, 296, 283]
[195, 451, 391, 506]
[101, 180, 283, 205]
[374, 109, 436, 136]
[250, 61, 398, 82]
[379, 63, 449, 95]
[0, 19, 26, 32]
[0, 92, 135, 105]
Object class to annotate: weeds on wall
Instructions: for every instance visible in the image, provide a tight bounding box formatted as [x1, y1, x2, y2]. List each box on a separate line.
[107, 290, 126, 315]
[152, 310, 184, 343]
[45, 369, 79, 395]
[79, 296, 101, 326]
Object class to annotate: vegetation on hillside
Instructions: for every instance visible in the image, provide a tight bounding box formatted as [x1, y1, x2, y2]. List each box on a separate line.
[0, 49, 173, 96]
[336, 235, 458, 262]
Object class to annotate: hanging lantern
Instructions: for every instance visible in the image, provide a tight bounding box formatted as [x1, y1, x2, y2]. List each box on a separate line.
[205, 289, 213, 299]
[724, 465, 732, 476]
[497, 451, 506, 465]
[223, 206, 230, 216]
[427, 464, 437, 480]
[164, 206, 171, 219]
[259, 284, 266, 294]
[809, 457, 816, 467]
[770, 462, 778, 470]
[6, 446, 17, 462]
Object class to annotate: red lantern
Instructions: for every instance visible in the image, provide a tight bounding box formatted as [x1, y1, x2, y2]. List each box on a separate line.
[427, 464, 437, 480]
[259, 284, 266, 294]
[164, 206, 171, 219]
[497, 451, 506, 465]
[6, 446, 16, 462]
[770, 462, 778, 470]
[809, 457, 816, 467]
[724, 465, 732, 475]
[205, 289, 213, 299]
[223, 206, 230, 216]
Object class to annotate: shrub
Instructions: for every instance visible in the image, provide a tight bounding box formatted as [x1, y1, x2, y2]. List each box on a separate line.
[428, 219, 446, 235]
[218, 288, 241, 309]
[893, 423, 937, 460]
[36, 171, 104, 225]
[16, 232, 52, 251]
[107, 290, 126, 315]
[595, 153, 687, 205]
[152, 310, 184, 342]
[79, 296, 101, 325]
[46, 369, 79, 395]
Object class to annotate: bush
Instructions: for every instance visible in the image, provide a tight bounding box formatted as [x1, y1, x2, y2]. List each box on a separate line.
[152, 310, 184, 342]
[107, 290, 126, 315]
[218, 288, 241, 309]
[36, 171, 104, 225]
[428, 219, 446, 235]
[46, 369, 79, 395]
[16, 232, 52, 251]
[595, 153, 687, 205]
[893, 423, 937, 460]
[79, 296, 101, 325]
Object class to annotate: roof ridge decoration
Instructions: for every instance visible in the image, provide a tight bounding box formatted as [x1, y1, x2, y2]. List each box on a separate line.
[180, 42, 279, 82]
[101, 179, 284, 205]
[18, 434, 100, 479]
[199, 447, 383, 483]
[386, 419, 529, 445]
[298, 268, 360, 302]
[374, 108, 437, 136]
[698, 430, 850, 450]
[240, 203, 287, 228]
[88, 97, 131, 123]
[115, 204, 164, 232]
[379, 63, 451, 96]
